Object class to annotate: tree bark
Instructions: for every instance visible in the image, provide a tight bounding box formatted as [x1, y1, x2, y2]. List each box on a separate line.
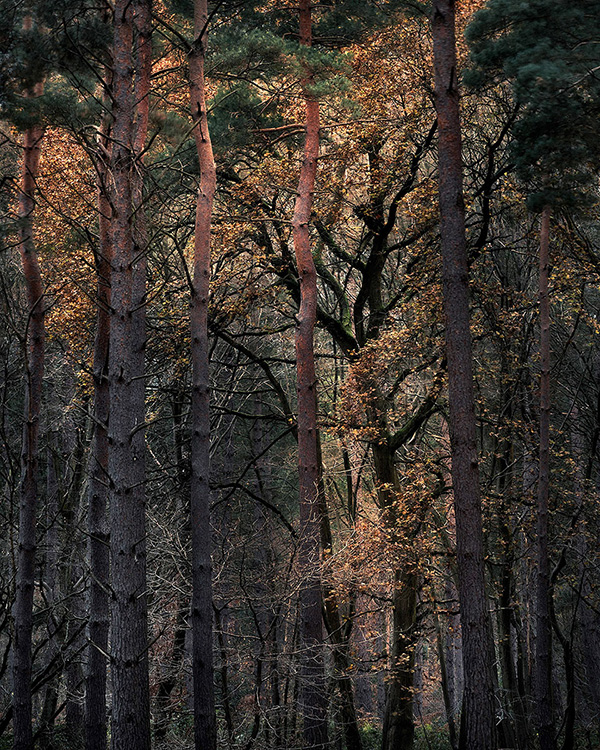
[293, 2, 328, 748]
[431, 2, 497, 748]
[376, 443, 417, 750]
[319, 483, 362, 750]
[12, 76, 45, 750]
[85, 71, 112, 750]
[108, 1, 151, 746]
[535, 205, 555, 750]
[189, 2, 217, 747]
[436, 613, 458, 750]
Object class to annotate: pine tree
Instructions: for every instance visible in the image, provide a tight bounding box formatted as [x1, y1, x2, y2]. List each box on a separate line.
[107, 0, 152, 746]
[189, 1, 218, 747]
[432, 1, 497, 748]
[12, 56, 45, 750]
[467, 5, 600, 747]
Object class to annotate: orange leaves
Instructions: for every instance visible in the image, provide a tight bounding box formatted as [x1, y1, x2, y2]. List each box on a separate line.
[321, 455, 440, 602]
[335, 307, 443, 442]
[33, 129, 96, 357]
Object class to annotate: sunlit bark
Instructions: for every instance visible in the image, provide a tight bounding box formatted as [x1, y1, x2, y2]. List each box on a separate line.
[189, 1, 217, 747]
[12, 76, 45, 750]
[293, 2, 328, 747]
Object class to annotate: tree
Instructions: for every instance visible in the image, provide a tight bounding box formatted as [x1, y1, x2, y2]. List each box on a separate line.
[293, 1, 329, 748]
[107, 0, 151, 746]
[12, 45, 45, 750]
[189, 1, 218, 747]
[431, 1, 497, 748]
[3, 1, 600, 748]
[467, 4, 600, 746]
[84, 21, 112, 749]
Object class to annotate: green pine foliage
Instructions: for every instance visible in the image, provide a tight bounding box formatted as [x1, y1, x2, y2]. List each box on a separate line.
[182, 0, 408, 164]
[0, 0, 109, 131]
[465, 0, 600, 210]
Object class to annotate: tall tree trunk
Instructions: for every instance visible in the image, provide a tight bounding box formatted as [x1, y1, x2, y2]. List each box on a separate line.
[535, 205, 555, 750]
[376, 443, 417, 750]
[130, 0, 152, 664]
[108, 1, 150, 746]
[85, 73, 112, 750]
[38, 445, 60, 749]
[293, 2, 328, 747]
[154, 392, 190, 740]
[63, 422, 86, 746]
[496, 366, 528, 749]
[12, 75, 45, 750]
[189, 2, 217, 748]
[431, 2, 497, 748]
[319, 487, 362, 750]
[435, 613, 458, 750]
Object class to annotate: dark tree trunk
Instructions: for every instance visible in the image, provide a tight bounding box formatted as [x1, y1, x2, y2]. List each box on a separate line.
[319, 482, 362, 750]
[130, 1, 152, 656]
[435, 614, 458, 750]
[496, 369, 528, 749]
[535, 205, 555, 750]
[108, 1, 151, 746]
[154, 599, 188, 740]
[63, 424, 87, 746]
[376, 444, 416, 750]
[189, 2, 217, 747]
[431, 2, 497, 748]
[38, 445, 60, 750]
[293, 2, 328, 748]
[85, 75, 112, 750]
[12, 75, 45, 750]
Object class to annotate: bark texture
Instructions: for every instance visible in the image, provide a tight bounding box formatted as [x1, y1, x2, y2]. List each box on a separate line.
[189, 2, 217, 747]
[85, 72, 112, 750]
[319, 476, 362, 750]
[108, 1, 151, 747]
[376, 445, 416, 750]
[293, 2, 328, 747]
[431, 2, 497, 748]
[12, 87, 45, 750]
[535, 205, 555, 750]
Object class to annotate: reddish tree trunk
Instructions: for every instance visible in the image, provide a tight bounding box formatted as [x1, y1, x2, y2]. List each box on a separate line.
[12, 83, 45, 750]
[108, 1, 151, 746]
[431, 2, 497, 748]
[189, 2, 217, 747]
[536, 205, 555, 750]
[293, 3, 328, 748]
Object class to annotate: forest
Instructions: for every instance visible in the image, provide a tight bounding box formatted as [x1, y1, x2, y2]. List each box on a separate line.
[1, 0, 600, 749]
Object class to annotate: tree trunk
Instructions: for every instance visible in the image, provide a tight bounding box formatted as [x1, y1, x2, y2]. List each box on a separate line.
[320, 486, 362, 750]
[375, 443, 416, 750]
[63, 423, 86, 746]
[293, 2, 328, 748]
[353, 594, 375, 718]
[431, 2, 497, 748]
[108, 1, 151, 746]
[435, 614, 458, 750]
[496, 369, 528, 749]
[85, 73, 112, 750]
[189, 2, 217, 748]
[38, 445, 60, 749]
[535, 205, 555, 750]
[130, 1, 152, 669]
[12, 75, 45, 750]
